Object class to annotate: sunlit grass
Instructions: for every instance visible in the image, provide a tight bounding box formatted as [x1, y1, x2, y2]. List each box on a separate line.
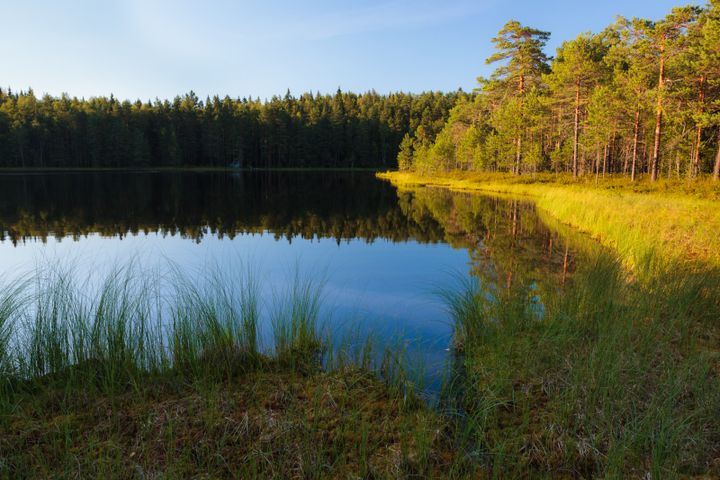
[383, 170, 720, 475]
[379, 170, 720, 269]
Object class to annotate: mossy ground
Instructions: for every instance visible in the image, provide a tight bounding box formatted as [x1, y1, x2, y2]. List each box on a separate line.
[1, 363, 457, 479]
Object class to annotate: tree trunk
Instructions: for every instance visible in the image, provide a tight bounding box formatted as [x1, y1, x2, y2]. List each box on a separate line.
[609, 128, 617, 173]
[631, 109, 640, 181]
[668, 151, 674, 178]
[603, 143, 608, 178]
[692, 75, 705, 177]
[572, 81, 580, 178]
[547, 236, 553, 260]
[713, 126, 720, 181]
[623, 142, 629, 175]
[691, 125, 702, 178]
[651, 39, 666, 182]
[515, 74, 525, 175]
[595, 145, 600, 184]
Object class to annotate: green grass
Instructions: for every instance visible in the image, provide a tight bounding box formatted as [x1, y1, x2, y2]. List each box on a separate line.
[0, 264, 464, 479]
[380, 171, 720, 476]
[441, 251, 720, 477]
[379, 171, 720, 269]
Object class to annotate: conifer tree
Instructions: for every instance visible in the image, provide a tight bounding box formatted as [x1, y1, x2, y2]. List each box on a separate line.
[547, 33, 609, 177]
[484, 21, 550, 174]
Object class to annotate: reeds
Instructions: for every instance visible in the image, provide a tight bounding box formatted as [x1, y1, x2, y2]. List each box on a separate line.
[0, 262, 329, 403]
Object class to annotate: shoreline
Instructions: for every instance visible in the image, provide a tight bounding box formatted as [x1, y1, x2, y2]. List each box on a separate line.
[378, 170, 720, 269]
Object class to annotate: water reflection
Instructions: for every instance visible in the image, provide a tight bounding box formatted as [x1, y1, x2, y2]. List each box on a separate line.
[395, 187, 591, 294]
[0, 171, 446, 245]
[0, 172, 588, 286]
[0, 171, 597, 388]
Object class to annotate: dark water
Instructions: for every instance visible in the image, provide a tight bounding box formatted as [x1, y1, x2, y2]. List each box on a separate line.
[0, 171, 593, 382]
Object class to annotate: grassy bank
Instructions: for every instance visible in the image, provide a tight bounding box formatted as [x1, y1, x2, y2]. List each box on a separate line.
[442, 250, 720, 478]
[379, 170, 720, 477]
[0, 265, 461, 479]
[379, 171, 720, 269]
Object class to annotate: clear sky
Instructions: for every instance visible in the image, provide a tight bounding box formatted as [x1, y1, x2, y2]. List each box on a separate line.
[1, 0, 692, 101]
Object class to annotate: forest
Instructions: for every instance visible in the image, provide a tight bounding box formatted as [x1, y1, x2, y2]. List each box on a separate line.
[399, 1, 720, 181]
[0, 89, 461, 169]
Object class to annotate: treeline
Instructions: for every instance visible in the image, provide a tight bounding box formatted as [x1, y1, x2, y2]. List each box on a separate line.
[400, 1, 720, 180]
[0, 89, 464, 169]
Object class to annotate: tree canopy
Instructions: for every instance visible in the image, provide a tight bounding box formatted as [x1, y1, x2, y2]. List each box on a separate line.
[400, 2, 720, 181]
[0, 89, 465, 169]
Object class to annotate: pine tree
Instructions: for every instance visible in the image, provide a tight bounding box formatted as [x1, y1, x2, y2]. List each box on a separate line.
[484, 21, 550, 174]
[547, 33, 609, 177]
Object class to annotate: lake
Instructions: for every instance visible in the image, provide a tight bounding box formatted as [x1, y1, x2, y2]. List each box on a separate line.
[0, 171, 592, 387]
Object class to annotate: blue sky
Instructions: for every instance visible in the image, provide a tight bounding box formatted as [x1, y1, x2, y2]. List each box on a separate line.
[1, 0, 690, 101]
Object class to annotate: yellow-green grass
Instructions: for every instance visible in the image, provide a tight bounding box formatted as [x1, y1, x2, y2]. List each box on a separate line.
[379, 171, 720, 269]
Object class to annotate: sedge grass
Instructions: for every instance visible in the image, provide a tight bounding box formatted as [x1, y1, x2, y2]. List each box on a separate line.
[0, 261, 460, 478]
[440, 249, 720, 477]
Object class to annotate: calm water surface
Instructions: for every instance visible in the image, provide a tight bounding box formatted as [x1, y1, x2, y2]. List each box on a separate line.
[0, 171, 595, 383]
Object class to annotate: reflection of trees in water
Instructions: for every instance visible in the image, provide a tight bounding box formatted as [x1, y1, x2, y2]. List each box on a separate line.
[0, 172, 448, 245]
[0, 173, 596, 296]
[396, 187, 596, 292]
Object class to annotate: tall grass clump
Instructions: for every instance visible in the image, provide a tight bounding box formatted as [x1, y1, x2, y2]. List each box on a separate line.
[0, 260, 327, 406]
[169, 264, 261, 381]
[9, 263, 163, 396]
[0, 282, 26, 400]
[441, 250, 720, 477]
[271, 269, 326, 370]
